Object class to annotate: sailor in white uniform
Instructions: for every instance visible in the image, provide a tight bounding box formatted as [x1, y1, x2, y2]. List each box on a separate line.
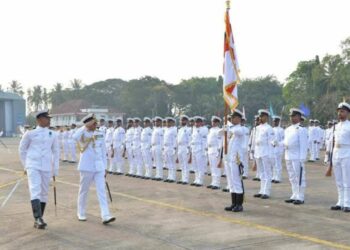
[112, 118, 126, 175]
[141, 117, 153, 179]
[176, 115, 192, 185]
[73, 114, 115, 224]
[19, 109, 60, 229]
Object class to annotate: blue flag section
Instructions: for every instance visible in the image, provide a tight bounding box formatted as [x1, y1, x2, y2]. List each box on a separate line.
[299, 103, 310, 117]
[269, 102, 275, 117]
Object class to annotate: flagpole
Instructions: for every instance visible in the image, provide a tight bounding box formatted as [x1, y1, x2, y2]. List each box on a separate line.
[224, 0, 230, 155]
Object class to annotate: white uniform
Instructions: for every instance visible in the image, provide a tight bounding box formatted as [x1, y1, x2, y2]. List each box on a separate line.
[272, 126, 285, 182]
[58, 131, 64, 159]
[249, 126, 261, 179]
[152, 127, 164, 178]
[254, 123, 275, 196]
[308, 126, 318, 161]
[207, 127, 223, 187]
[68, 128, 77, 162]
[125, 127, 135, 175]
[225, 124, 245, 193]
[332, 120, 350, 208]
[105, 127, 114, 171]
[177, 126, 192, 183]
[73, 126, 111, 220]
[324, 127, 333, 163]
[241, 126, 250, 178]
[99, 125, 107, 135]
[133, 126, 143, 176]
[191, 126, 208, 185]
[19, 126, 60, 202]
[63, 130, 70, 161]
[141, 126, 153, 177]
[284, 123, 308, 201]
[315, 126, 323, 159]
[164, 126, 178, 181]
[112, 126, 126, 173]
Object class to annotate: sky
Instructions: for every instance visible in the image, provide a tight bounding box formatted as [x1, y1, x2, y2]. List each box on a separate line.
[0, 0, 349, 90]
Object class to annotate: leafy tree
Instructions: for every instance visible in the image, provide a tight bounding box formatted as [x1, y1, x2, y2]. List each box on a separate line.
[31, 86, 43, 111]
[8, 80, 24, 96]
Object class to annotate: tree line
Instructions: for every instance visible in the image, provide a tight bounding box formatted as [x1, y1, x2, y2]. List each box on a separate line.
[2, 37, 349, 125]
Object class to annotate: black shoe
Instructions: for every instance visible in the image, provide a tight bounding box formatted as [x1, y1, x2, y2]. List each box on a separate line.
[271, 180, 276, 183]
[190, 183, 197, 186]
[252, 177, 259, 181]
[343, 207, 350, 212]
[224, 193, 236, 211]
[274, 180, 281, 184]
[156, 178, 162, 181]
[285, 199, 295, 203]
[113, 172, 118, 175]
[221, 174, 226, 178]
[316, 158, 320, 161]
[254, 194, 262, 198]
[153, 166, 156, 169]
[207, 185, 213, 189]
[176, 181, 183, 184]
[190, 171, 195, 174]
[34, 217, 46, 229]
[177, 169, 181, 172]
[222, 188, 229, 192]
[207, 173, 211, 176]
[168, 180, 175, 183]
[62, 160, 68, 162]
[164, 179, 169, 182]
[118, 172, 124, 175]
[233, 193, 244, 212]
[242, 176, 248, 180]
[211, 186, 220, 190]
[330, 205, 342, 210]
[125, 173, 130, 176]
[195, 184, 203, 187]
[182, 182, 188, 185]
[293, 200, 304, 205]
[261, 195, 270, 199]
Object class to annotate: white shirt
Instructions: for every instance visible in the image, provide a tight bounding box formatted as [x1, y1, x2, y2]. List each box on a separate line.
[112, 126, 126, 150]
[19, 126, 60, 173]
[141, 127, 153, 149]
[151, 127, 164, 147]
[227, 124, 244, 160]
[333, 120, 350, 159]
[191, 126, 207, 153]
[99, 125, 107, 135]
[273, 126, 285, 154]
[105, 127, 114, 146]
[125, 127, 134, 148]
[308, 126, 318, 143]
[177, 126, 191, 148]
[163, 126, 177, 151]
[207, 126, 223, 156]
[68, 128, 77, 143]
[73, 126, 107, 172]
[132, 126, 143, 150]
[254, 123, 275, 158]
[241, 126, 250, 150]
[283, 123, 308, 161]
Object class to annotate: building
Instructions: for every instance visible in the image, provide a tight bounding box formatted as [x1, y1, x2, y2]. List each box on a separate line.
[0, 91, 26, 136]
[50, 99, 125, 126]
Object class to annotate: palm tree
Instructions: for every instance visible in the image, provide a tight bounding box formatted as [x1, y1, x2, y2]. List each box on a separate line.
[71, 78, 83, 90]
[8, 80, 24, 96]
[50, 83, 65, 107]
[31, 86, 43, 111]
[26, 88, 33, 113]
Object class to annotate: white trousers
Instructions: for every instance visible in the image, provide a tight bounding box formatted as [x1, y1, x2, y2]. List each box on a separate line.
[77, 171, 110, 220]
[309, 142, 317, 161]
[228, 158, 243, 194]
[69, 141, 77, 162]
[285, 160, 306, 201]
[178, 147, 190, 182]
[254, 159, 262, 179]
[256, 157, 272, 196]
[63, 141, 70, 161]
[106, 143, 113, 171]
[126, 146, 136, 175]
[142, 147, 153, 177]
[152, 146, 163, 178]
[133, 147, 143, 176]
[27, 169, 51, 202]
[192, 151, 206, 184]
[272, 152, 283, 181]
[164, 149, 176, 180]
[315, 143, 320, 159]
[208, 153, 221, 187]
[110, 146, 124, 173]
[333, 157, 350, 207]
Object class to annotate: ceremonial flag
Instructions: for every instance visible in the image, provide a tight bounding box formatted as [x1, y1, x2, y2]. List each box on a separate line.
[269, 102, 275, 117]
[299, 103, 310, 117]
[223, 5, 240, 111]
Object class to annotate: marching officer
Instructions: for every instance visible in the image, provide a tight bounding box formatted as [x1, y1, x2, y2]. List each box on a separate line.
[163, 117, 178, 183]
[272, 116, 285, 183]
[19, 109, 60, 229]
[331, 102, 350, 212]
[73, 114, 115, 224]
[207, 116, 223, 189]
[151, 117, 164, 181]
[253, 109, 274, 199]
[177, 115, 192, 185]
[224, 110, 245, 212]
[111, 118, 125, 175]
[141, 117, 153, 179]
[283, 108, 308, 205]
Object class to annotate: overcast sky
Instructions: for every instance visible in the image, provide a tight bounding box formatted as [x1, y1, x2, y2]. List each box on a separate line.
[0, 0, 349, 90]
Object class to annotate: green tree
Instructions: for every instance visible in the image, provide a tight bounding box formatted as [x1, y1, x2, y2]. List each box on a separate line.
[31, 86, 43, 111]
[8, 80, 24, 96]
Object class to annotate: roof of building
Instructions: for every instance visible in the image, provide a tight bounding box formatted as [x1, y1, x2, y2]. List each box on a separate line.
[0, 91, 25, 101]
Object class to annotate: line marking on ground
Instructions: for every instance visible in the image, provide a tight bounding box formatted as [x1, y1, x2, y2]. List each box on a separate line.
[1, 166, 349, 249]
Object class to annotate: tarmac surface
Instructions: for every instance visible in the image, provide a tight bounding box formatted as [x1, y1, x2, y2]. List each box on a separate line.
[0, 137, 349, 250]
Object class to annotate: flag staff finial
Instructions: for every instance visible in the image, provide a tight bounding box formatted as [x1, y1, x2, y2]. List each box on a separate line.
[226, 0, 231, 10]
